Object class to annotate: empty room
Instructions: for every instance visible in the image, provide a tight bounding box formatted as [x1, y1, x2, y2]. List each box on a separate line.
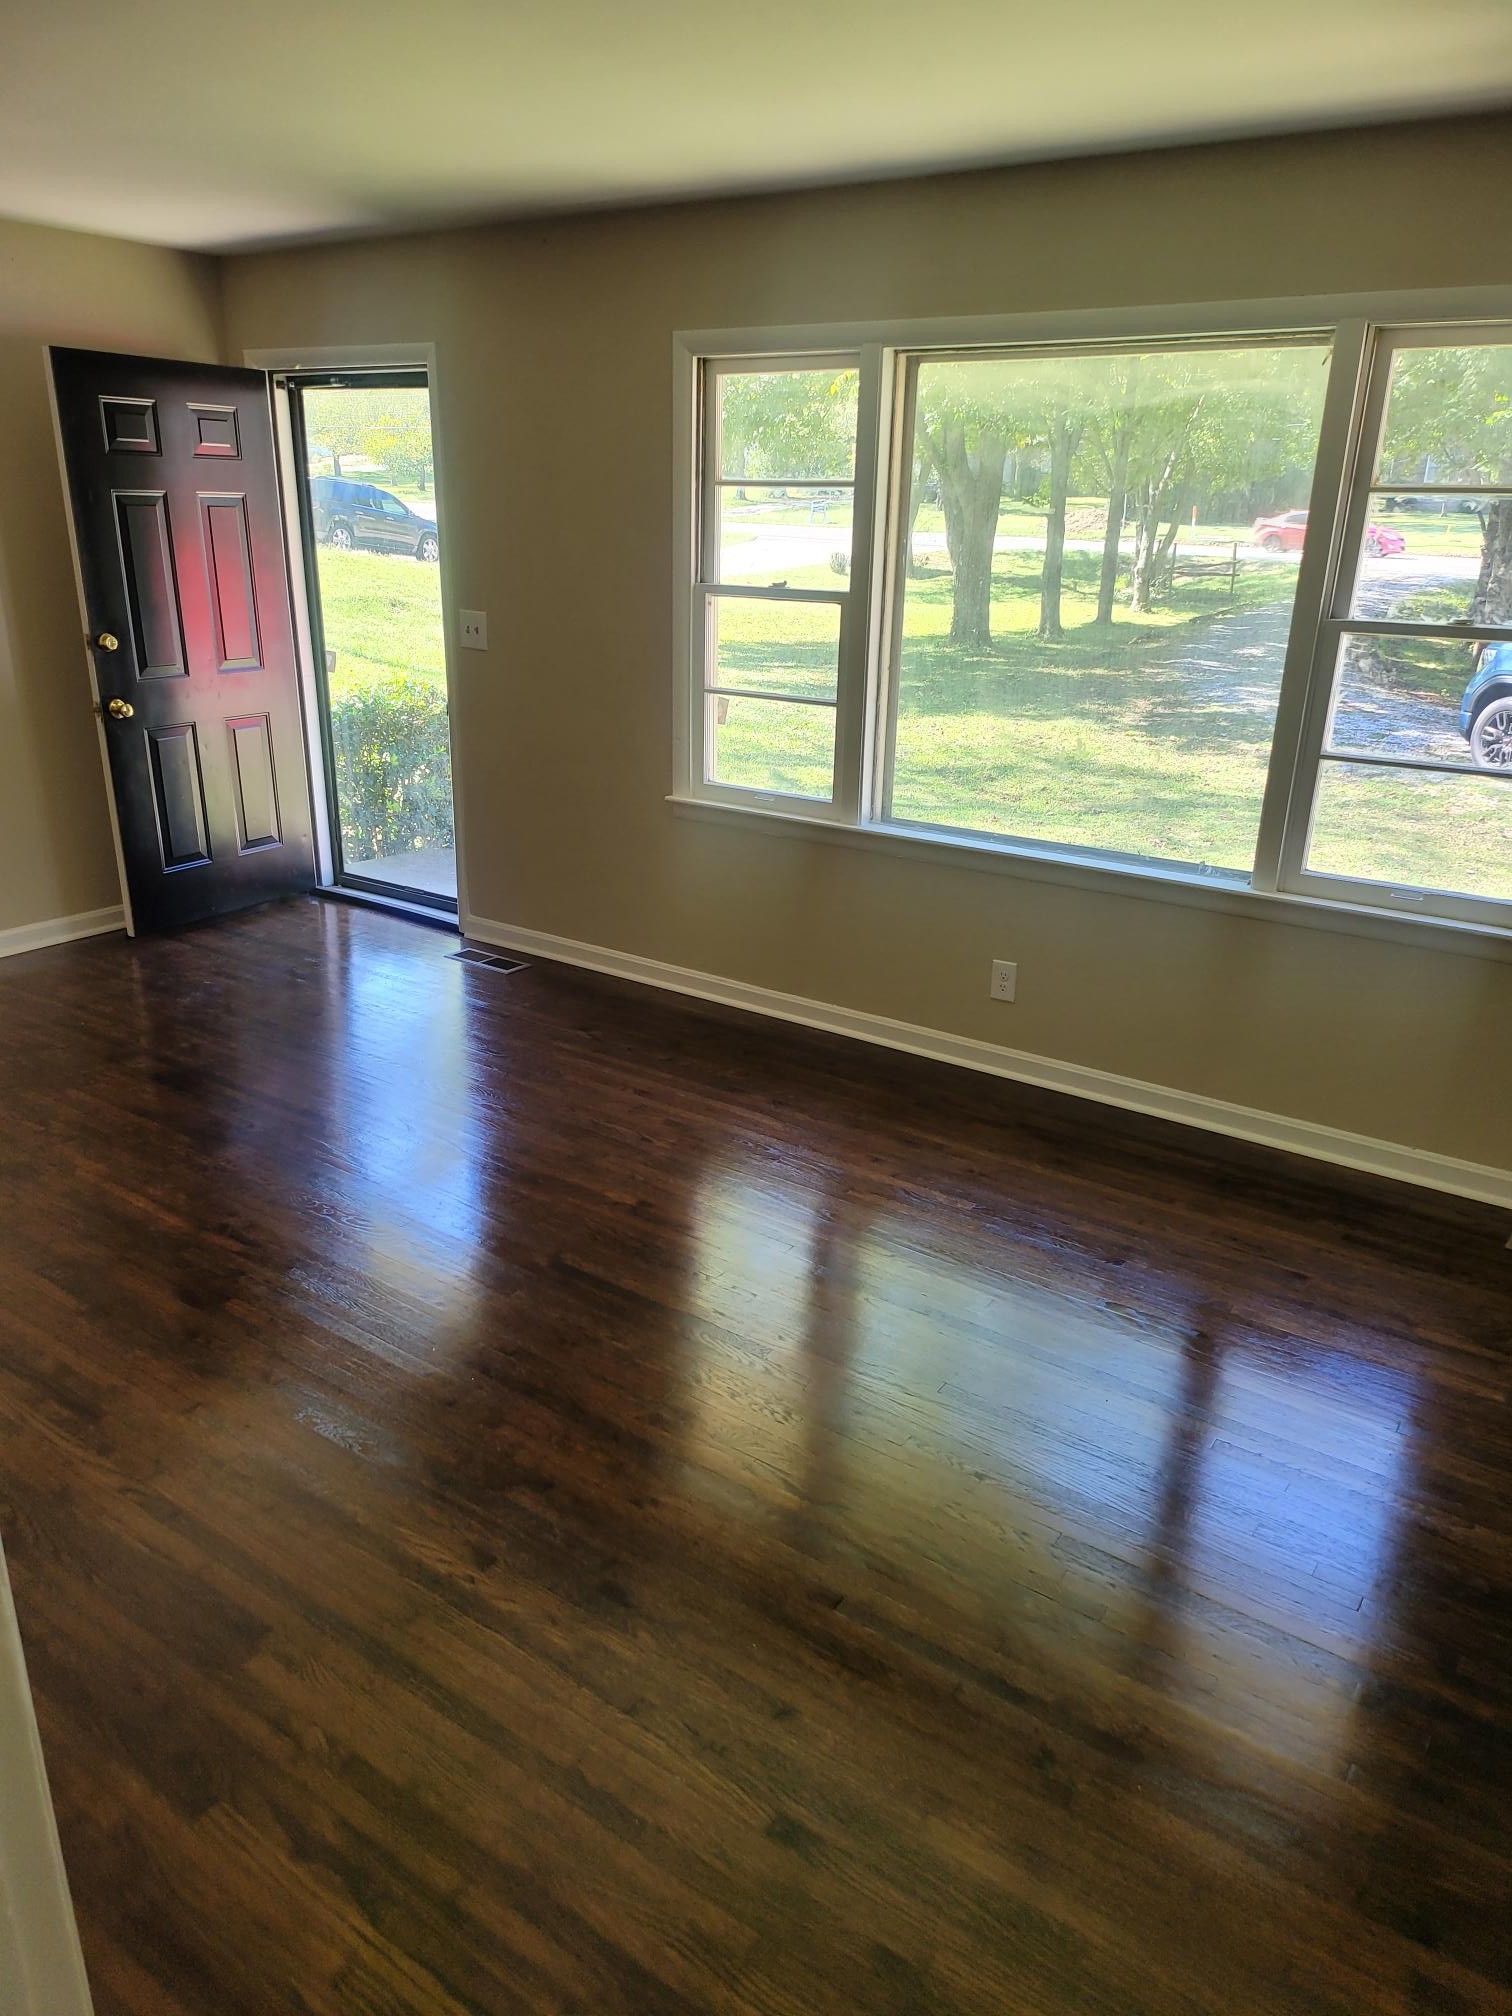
[1, 3, 1510, 2010]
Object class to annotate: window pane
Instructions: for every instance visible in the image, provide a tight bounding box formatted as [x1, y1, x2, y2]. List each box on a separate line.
[1350, 493, 1512, 627]
[1306, 762, 1512, 902]
[718, 367, 859, 480]
[715, 484, 854, 586]
[706, 694, 835, 799]
[708, 594, 840, 700]
[1375, 342, 1512, 487]
[1327, 633, 1486, 766]
[887, 341, 1331, 873]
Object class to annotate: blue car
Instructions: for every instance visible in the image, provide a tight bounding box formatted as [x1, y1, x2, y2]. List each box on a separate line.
[1462, 644, 1512, 768]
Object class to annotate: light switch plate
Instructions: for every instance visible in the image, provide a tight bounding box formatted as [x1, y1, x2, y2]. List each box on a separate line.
[459, 609, 487, 650]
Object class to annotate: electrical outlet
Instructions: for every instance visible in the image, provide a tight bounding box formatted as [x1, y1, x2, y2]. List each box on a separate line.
[459, 609, 488, 651]
[990, 959, 1017, 1003]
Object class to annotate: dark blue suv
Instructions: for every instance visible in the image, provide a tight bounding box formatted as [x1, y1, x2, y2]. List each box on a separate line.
[310, 475, 439, 562]
[1462, 645, 1512, 768]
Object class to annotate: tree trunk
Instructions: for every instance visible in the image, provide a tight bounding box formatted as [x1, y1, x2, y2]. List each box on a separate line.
[907, 462, 927, 577]
[922, 419, 1007, 650]
[1129, 482, 1162, 611]
[1095, 423, 1132, 624]
[1151, 497, 1187, 597]
[1038, 413, 1080, 641]
[1127, 393, 1204, 612]
[1471, 497, 1512, 625]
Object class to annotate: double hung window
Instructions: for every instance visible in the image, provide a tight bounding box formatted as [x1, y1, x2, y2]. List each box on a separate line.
[679, 314, 1512, 934]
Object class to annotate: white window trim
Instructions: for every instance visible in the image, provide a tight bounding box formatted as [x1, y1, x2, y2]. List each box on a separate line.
[672, 286, 1512, 952]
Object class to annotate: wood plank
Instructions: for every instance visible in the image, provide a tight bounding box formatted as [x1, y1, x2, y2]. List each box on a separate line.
[0, 896, 1508, 2015]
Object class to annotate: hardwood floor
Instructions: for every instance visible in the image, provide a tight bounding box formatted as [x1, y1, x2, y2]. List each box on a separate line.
[0, 897, 1508, 2016]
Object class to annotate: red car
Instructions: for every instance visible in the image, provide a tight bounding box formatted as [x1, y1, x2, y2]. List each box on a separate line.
[1252, 510, 1405, 557]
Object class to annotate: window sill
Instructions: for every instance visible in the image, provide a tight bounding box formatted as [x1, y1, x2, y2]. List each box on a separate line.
[666, 794, 1512, 966]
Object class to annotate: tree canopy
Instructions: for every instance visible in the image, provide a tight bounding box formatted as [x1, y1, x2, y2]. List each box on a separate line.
[303, 386, 434, 490]
[718, 368, 858, 482]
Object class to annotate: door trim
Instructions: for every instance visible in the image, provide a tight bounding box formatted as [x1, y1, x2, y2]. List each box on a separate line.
[246, 343, 470, 926]
[45, 347, 137, 936]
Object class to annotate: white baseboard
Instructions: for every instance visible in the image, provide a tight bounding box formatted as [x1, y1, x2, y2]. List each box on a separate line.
[0, 906, 124, 961]
[465, 913, 1512, 1212]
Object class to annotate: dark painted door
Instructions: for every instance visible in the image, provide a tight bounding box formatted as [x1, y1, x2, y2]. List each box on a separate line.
[50, 348, 315, 934]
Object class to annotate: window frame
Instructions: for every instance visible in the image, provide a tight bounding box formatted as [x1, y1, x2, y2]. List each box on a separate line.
[672, 291, 1512, 948]
[687, 351, 885, 822]
[1272, 321, 1512, 929]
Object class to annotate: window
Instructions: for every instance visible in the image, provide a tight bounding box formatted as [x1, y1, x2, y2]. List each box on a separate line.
[886, 341, 1329, 874]
[695, 361, 860, 808]
[679, 315, 1512, 936]
[1289, 332, 1512, 915]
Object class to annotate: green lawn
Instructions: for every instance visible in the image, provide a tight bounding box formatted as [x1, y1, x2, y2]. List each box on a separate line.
[312, 539, 1508, 906]
[313, 546, 447, 698]
[710, 549, 1509, 899]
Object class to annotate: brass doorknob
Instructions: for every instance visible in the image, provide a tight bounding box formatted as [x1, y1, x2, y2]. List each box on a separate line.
[105, 697, 135, 720]
[95, 632, 119, 651]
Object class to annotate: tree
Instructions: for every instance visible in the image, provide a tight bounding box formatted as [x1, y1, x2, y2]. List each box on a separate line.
[719, 368, 857, 489]
[1028, 357, 1106, 640]
[303, 386, 434, 490]
[913, 359, 1063, 649]
[1085, 359, 1141, 625]
[1114, 345, 1327, 611]
[915, 393, 1008, 648]
[1377, 344, 1512, 624]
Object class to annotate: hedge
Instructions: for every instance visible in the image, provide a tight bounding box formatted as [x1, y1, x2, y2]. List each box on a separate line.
[328, 675, 454, 860]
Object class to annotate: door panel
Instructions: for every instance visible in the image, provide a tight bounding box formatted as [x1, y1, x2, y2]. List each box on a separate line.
[114, 492, 187, 678]
[51, 348, 314, 932]
[226, 715, 281, 851]
[200, 494, 263, 673]
[146, 723, 211, 870]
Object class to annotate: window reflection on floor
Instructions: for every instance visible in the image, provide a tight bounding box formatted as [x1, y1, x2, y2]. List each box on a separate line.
[680, 1146, 1409, 1782]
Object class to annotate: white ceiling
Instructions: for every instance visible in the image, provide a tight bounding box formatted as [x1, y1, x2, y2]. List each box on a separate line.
[2, 0, 1509, 252]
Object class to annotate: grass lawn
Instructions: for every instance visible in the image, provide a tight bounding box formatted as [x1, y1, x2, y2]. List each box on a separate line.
[313, 546, 447, 698]
[312, 537, 1507, 906]
[711, 549, 1510, 899]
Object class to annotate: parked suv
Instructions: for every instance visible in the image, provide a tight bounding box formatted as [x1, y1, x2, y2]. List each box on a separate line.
[1462, 643, 1512, 768]
[310, 476, 439, 562]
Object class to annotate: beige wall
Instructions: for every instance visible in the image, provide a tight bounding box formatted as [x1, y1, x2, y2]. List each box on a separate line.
[4, 122, 1508, 1174]
[220, 117, 1512, 1175]
[0, 216, 222, 933]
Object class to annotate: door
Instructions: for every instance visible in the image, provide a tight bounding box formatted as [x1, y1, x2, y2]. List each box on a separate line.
[50, 347, 315, 934]
[288, 371, 456, 910]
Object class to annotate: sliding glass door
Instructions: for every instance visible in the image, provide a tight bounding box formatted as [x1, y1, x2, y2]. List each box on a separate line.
[289, 372, 456, 910]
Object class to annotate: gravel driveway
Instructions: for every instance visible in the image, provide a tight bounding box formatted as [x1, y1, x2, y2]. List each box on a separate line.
[1145, 567, 1468, 760]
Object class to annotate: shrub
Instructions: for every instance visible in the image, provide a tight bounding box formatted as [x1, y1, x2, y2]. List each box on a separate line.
[328, 675, 453, 860]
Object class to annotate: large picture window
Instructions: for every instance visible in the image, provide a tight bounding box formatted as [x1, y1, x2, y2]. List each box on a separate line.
[679, 314, 1512, 935]
[886, 341, 1330, 873]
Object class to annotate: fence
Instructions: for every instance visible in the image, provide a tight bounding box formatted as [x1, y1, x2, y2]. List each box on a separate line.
[1157, 541, 1241, 598]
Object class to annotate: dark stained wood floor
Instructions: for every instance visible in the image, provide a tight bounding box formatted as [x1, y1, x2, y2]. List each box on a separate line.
[1, 898, 1509, 2016]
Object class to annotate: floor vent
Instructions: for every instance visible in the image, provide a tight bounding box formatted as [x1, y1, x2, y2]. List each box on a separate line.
[451, 948, 529, 974]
